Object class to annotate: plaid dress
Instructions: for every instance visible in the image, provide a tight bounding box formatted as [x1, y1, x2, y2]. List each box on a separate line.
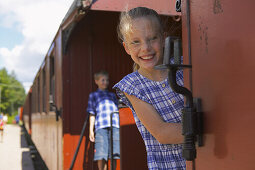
[113, 71, 186, 170]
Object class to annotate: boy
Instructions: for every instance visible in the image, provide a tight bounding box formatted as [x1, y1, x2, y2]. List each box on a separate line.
[87, 71, 120, 170]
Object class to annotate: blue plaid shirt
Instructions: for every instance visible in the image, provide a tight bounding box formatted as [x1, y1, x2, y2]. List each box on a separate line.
[113, 68, 186, 169]
[87, 89, 119, 131]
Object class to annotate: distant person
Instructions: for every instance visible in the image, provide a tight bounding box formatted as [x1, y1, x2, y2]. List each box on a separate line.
[3, 114, 8, 123]
[15, 115, 19, 124]
[0, 118, 4, 142]
[87, 71, 120, 170]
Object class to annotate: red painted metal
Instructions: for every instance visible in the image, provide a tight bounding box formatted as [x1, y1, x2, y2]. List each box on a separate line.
[90, 0, 180, 16]
[182, 0, 255, 169]
[23, 89, 32, 134]
[19, 107, 23, 121]
[119, 107, 148, 170]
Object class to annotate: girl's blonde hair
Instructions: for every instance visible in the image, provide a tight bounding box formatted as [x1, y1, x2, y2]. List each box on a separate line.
[117, 7, 164, 71]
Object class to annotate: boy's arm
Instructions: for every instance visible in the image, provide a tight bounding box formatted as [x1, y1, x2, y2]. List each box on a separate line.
[87, 93, 96, 142]
[111, 92, 119, 106]
[89, 115, 95, 142]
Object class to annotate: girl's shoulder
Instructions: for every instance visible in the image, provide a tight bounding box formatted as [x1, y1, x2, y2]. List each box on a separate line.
[114, 71, 142, 89]
[113, 72, 151, 106]
[122, 71, 140, 80]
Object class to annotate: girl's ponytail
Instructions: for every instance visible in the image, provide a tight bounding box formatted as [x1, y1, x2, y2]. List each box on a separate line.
[133, 63, 140, 72]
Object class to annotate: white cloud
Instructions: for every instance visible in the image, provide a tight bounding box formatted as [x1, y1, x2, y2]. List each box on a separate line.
[0, 0, 74, 93]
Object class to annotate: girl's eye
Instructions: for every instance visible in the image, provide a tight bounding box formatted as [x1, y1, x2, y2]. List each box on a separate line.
[131, 40, 140, 45]
[150, 36, 158, 41]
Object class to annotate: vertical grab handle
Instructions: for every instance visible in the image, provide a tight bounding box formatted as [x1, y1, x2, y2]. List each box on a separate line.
[110, 111, 119, 170]
[155, 36, 203, 161]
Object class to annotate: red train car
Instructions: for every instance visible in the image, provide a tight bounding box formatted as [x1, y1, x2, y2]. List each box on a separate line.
[23, 0, 255, 170]
[181, 0, 255, 170]
[22, 0, 181, 170]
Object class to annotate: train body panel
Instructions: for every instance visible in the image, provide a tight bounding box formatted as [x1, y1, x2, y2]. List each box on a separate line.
[89, 0, 179, 16]
[119, 108, 148, 170]
[23, 89, 32, 134]
[182, 0, 255, 169]
[31, 112, 62, 170]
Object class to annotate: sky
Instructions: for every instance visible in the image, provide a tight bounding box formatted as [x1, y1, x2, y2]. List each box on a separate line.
[0, 0, 74, 93]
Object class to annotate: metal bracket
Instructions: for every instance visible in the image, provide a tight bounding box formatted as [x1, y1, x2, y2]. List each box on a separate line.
[193, 98, 203, 147]
[155, 36, 204, 161]
[176, 0, 182, 12]
[50, 103, 62, 121]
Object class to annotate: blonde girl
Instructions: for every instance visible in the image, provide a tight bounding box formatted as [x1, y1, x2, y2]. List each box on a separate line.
[114, 7, 185, 170]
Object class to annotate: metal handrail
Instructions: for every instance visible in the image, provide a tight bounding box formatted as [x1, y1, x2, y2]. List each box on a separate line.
[110, 111, 119, 170]
[69, 110, 120, 170]
[69, 112, 90, 170]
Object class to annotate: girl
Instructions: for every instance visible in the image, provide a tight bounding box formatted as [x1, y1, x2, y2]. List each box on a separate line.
[113, 7, 186, 169]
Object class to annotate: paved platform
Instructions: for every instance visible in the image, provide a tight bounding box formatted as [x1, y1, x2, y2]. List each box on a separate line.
[0, 124, 35, 170]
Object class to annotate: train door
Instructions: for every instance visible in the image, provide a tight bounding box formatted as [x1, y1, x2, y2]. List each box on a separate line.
[181, 0, 255, 169]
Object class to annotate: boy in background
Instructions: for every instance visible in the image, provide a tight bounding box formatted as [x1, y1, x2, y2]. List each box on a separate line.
[87, 71, 120, 170]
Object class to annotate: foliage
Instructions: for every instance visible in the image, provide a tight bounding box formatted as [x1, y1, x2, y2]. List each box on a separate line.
[0, 68, 26, 115]
[7, 114, 16, 124]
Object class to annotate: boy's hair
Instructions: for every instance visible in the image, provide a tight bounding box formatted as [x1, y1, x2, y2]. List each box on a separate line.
[94, 71, 109, 80]
[117, 7, 163, 71]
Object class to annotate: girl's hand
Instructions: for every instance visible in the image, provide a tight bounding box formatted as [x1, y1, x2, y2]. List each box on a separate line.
[124, 92, 183, 144]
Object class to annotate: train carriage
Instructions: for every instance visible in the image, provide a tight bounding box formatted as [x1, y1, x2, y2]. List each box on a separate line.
[23, 0, 181, 170]
[22, 0, 255, 170]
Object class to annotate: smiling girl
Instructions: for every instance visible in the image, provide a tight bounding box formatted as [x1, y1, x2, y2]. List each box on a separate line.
[114, 7, 186, 170]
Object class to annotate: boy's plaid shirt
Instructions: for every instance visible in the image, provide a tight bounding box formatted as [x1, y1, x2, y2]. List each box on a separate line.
[87, 89, 119, 131]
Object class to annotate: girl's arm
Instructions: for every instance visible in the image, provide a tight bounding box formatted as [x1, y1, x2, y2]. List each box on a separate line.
[124, 92, 183, 144]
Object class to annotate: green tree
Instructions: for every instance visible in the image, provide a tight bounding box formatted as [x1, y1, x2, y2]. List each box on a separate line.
[0, 68, 26, 115]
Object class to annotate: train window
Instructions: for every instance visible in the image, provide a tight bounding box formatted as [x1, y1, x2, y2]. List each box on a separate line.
[50, 56, 55, 111]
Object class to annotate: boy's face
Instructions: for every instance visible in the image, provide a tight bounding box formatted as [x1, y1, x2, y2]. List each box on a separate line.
[95, 75, 109, 90]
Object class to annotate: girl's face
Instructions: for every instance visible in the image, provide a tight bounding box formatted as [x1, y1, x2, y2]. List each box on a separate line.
[123, 17, 164, 72]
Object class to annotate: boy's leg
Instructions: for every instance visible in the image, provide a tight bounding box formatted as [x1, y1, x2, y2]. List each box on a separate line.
[97, 159, 107, 170]
[94, 128, 109, 170]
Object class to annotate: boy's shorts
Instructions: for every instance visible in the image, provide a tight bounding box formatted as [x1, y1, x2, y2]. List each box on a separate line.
[94, 127, 120, 161]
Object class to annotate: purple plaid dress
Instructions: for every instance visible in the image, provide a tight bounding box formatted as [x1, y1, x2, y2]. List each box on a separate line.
[113, 70, 186, 170]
